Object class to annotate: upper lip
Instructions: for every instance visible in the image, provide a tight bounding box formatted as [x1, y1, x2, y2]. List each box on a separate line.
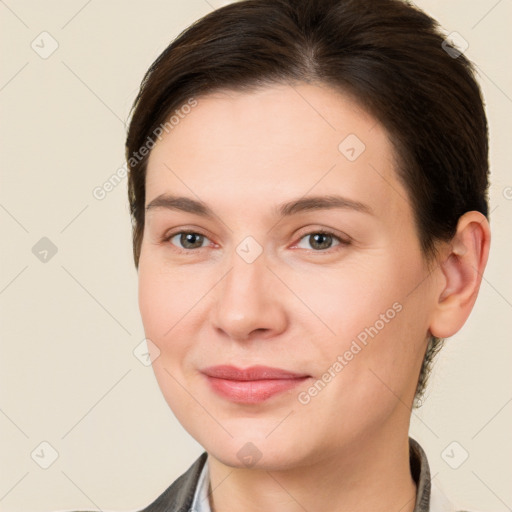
[201, 365, 310, 381]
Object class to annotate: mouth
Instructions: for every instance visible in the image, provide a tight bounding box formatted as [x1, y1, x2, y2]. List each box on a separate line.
[201, 365, 311, 404]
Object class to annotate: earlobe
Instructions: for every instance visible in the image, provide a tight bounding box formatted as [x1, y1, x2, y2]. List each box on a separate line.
[429, 211, 491, 338]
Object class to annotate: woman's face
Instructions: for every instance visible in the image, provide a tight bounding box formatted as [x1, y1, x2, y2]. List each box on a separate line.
[138, 83, 438, 468]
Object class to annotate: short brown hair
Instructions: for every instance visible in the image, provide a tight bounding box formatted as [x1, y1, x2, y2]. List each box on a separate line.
[125, 0, 490, 403]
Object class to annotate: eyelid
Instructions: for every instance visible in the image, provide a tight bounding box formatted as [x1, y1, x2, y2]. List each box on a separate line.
[162, 227, 352, 254]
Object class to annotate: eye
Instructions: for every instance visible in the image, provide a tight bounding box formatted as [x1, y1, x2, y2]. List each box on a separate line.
[295, 230, 350, 252]
[162, 229, 350, 253]
[164, 230, 211, 251]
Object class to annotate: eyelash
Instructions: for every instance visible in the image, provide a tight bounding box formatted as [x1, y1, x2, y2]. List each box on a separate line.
[161, 229, 351, 254]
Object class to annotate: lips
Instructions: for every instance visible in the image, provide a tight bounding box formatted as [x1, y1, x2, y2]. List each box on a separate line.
[201, 365, 311, 403]
[201, 365, 309, 380]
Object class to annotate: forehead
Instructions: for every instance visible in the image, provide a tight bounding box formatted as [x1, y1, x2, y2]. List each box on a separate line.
[145, 83, 410, 223]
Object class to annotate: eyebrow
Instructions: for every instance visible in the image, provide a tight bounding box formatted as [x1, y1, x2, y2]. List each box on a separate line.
[145, 193, 373, 217]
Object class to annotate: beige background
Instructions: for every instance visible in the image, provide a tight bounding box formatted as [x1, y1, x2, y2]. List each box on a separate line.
[0, 0, 510, 510]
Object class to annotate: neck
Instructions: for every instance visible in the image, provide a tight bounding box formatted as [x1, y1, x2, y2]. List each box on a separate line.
[206, 423, 417, 512]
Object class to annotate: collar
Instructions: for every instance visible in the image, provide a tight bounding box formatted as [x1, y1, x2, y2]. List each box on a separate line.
[142, 437, 452, 512]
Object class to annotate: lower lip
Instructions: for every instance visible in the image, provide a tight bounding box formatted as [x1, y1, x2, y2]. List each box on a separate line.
[204, 375, 310, 404]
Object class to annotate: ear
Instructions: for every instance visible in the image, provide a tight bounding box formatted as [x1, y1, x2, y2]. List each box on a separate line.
[429, 211, 491, 338]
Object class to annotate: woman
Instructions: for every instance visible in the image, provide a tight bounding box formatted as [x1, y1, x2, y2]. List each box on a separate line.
[123, 0, 491, 510]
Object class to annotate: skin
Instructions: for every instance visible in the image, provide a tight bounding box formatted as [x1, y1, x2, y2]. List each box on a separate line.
[138, 82, 490, 512]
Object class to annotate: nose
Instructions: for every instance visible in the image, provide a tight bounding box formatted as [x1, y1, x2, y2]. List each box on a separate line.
[210, 247, 288, 342]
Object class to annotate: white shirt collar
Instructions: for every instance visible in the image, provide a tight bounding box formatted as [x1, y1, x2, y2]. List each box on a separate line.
[189, 448, 457, 512]
[190, 456, 211, 512]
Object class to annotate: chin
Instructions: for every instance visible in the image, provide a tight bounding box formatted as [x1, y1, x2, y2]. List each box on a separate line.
[201, 432, 315, 471]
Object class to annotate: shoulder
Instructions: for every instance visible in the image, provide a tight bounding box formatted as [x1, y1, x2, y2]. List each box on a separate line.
[411, 438, 483, 512]
[430, 472, 484, 512]
[138, 451, 208, 512]
[61, 452, 208, 512]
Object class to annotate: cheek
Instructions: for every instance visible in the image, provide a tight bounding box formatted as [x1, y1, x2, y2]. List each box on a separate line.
[137, 260, 202, 419]
[138, 268, 169, 342]
[297, 253, 427, 394]
[137, 258, 193, 357]
[290, 258, 400, 338]
[137, 255, 221, 379]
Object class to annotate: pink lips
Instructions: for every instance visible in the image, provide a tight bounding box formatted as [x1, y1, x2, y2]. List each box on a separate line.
[201, 365, 310, 404]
